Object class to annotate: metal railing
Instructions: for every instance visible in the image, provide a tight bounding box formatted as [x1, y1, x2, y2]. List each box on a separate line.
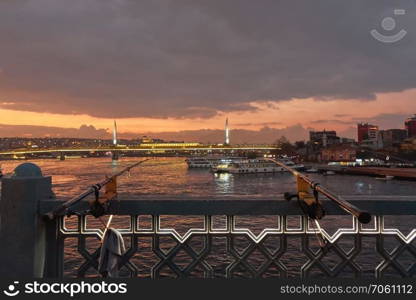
[3, 160, 415, 278]
[37, 159, 416, 278]
[40, 196, 416, 278]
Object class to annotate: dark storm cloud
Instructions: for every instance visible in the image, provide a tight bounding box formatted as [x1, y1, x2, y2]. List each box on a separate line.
[0, 0, 415, 118]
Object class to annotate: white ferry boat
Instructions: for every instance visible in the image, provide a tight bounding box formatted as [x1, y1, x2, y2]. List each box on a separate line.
[185, 156, 244, 168]
[212, 158, 304, 174]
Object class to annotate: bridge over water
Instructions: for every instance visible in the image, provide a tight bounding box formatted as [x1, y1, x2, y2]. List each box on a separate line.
[0, 144, 278, 159]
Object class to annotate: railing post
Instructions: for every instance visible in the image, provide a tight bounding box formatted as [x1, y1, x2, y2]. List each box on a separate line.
[43, 217, 64, 277]
[0, 163, 55, 277]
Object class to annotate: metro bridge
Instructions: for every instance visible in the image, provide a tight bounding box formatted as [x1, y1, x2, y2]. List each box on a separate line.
[0, 119, 279, 159]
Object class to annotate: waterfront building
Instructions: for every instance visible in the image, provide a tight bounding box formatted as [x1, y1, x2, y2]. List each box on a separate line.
[378, 129, 408, 149]
[357, 123, 379, 143]
[138, 136, 165, 144]
[309, 130, 339, 147]
[357, 123, 379, 148]
[340, 137, 356, 144]
[400, 138, 416, 151]
[405, 115, 416, 138]
[320, 144, 357, 162]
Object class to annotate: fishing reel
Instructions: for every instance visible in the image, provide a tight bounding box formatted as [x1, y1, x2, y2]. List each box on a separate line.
[64, 184, 111, 218]
[284, 176, 327, 248]
[284, 180, 325, 221]
[88, 178, 118, 218]
[88, 184, 110, 218]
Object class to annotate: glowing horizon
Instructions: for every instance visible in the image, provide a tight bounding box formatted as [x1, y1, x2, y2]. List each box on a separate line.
[0, 89, 415, 139]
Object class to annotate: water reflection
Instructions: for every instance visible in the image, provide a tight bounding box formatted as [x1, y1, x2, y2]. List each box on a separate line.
[213, 172, 234, 194]
[355, 182, 365, 194]
[0, 157, 415, 199]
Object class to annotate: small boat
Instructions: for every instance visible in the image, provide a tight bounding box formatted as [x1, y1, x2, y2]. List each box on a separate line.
[282, 159, 305, 171]
[375, 175, 394, 181]
[323, 171, 336, 176]
[305, 168, 318, 173]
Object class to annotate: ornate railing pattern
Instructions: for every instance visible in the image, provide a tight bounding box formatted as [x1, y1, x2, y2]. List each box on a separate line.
[43, 197, 416, 278]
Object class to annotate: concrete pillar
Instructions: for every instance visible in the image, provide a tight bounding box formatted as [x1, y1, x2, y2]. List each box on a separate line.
[0, 163, 54, 277]
[112, 151, 119, 161]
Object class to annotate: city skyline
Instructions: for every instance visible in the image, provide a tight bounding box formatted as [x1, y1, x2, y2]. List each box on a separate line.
[0, 112, 414, 143]
[1, 94, 415, 143]
[1, 1, 416, 141]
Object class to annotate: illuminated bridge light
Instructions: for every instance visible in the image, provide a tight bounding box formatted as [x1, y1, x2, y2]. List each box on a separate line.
[0, 144, 278, 156]
[139, 143, 201, 148]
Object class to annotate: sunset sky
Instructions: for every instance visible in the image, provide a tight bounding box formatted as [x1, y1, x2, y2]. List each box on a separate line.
[0, 0, 415, 142]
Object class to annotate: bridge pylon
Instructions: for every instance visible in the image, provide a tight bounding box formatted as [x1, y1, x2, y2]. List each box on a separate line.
[111, 151, 119, 161]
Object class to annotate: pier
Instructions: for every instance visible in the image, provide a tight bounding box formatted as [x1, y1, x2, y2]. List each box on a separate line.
[1, 162, 415, 278]
[318, 165, 416, 180]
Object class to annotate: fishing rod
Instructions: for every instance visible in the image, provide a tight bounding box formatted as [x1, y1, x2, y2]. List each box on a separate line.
[45, 159, 150, 220]
[267, 158, 371, 224]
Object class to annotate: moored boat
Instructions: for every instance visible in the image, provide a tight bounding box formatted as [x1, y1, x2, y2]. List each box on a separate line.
[375, 175, 394, 181]
[212, 158, 304, 174]
[185, 156, 244, 168]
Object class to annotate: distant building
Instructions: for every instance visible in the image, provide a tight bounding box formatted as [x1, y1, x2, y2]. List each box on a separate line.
[400, 138, 416, 151]
[357, 123, 379, 143]
[309, 130, 339, 147]
[340, 137, 356, 144]
[378, 129, 408, 148]
[321, 144, 357, 162]
[357, 123, 379, 148]
[138, 136, 164, 143]
[405, 115, 416, 138]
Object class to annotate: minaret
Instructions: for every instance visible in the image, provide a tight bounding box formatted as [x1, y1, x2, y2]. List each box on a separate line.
[113, 120, 118, 146]
[225, 117, 230, 145]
